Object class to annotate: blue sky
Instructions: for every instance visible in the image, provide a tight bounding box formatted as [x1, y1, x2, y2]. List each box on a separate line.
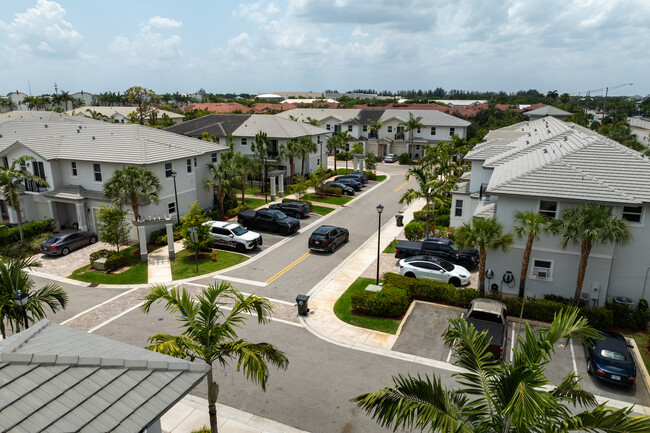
[1, 0, 649, 97]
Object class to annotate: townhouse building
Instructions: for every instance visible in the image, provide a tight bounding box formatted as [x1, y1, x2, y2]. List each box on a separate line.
[451, 116, 650, 305]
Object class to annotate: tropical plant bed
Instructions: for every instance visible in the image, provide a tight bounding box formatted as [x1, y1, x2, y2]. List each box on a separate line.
[376, 175, 387, 182]
[333, 278, 401, 334]
[69, 246, 148, 284]
[310, 205, 335, 216]
[304, 193, 353, 206]
[170, 249, 248, 280]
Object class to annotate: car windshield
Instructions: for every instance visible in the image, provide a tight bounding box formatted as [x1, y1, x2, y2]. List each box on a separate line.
[439, 261, 454, 272]
[274, 211, 288, 220]
[232, 226, 247, 235]
[601, 349, 627, 361]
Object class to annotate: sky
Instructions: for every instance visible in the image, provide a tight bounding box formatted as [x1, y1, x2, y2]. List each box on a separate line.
[1, 0, 649, 97]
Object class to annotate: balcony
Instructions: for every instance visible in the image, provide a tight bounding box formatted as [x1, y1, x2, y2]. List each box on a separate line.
[24, 179, 48, 193]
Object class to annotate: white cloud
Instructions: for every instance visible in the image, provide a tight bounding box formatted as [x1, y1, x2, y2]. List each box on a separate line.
[0, 0, 82, 58]
[109, 16, 183, 69]
[233, 2, 280, 24]
[351, 27, 368, 38]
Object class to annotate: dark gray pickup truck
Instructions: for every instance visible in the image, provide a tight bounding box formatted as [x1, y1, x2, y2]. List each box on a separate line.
[237, 208, 300, 235]
[465, 298, 508, 361]
[395, 237, 479, 270]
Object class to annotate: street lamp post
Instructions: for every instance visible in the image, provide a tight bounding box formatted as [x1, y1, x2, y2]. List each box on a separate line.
[376, 204, 384, 285]
[171, 171, 179, 222]
[603, 82, 633, 115]
[13, 290, 29, 330]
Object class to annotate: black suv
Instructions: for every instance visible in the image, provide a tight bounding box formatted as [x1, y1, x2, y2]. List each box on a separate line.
[324, 181, 355, 196]
[269, 201, 311, 219]
[422, 237, 479, 269]
[308, 225, 349, 253]
[338, 173, 367, 185]
[334, 177, 362, 191]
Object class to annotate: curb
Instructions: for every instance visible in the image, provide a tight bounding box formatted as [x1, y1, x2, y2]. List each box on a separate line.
[626, 337, 650, 398]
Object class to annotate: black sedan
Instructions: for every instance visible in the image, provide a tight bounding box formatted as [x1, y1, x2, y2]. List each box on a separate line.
[308, 225, 349, 253]
[269, 201, 311, 219]
[40, 231, 98, 256]
[585, 329, 636, 386]
[334, 177, 362, 191]
[324, 181, 355, 196]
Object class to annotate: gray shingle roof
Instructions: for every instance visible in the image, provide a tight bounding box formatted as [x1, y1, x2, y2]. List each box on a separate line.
[0, 320, 209, 433]
[0, 111, 104, 125]
[380, 109, 471, 127]
[0, 121, 228, 164]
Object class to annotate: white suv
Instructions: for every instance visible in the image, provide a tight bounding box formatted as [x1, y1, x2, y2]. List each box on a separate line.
[204, 221, 262, 253]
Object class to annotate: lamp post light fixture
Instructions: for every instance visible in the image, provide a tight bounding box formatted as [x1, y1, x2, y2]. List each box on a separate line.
[376, 204, 384, 285]
[12, 290, 29, 330]
[171, 170, 180, 223]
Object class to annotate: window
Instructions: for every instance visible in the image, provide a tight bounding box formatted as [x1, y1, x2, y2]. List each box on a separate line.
[622, 205, 643, 223]
[431, 127, 436, 135]
[387, 126, 393, 133]
[93, 163, 102, 182]
[211, 153, 217, 163]
[454, 199, 463, 217]
[2, 157, 8, 168]
[186, 158, 192, 173]
[71, 161, 78, 177]
[165, 162, 173, 178]
[194, 157, 197, 167]
[347, 125, 352, 132]
[416, 128, 421, 133]
[168, 202, 176, 214]
[241, 138, 247, 146]
[326, 124, 331, 130]
[539, 201, 557, 218]
[531, 259, 553, 279]
[449, 127, 455, 136]
[362, 125, 367, 132]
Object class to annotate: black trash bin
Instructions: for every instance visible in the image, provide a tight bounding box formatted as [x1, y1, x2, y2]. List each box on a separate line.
[296, 294, 310, 316]
[395, 213, 404, 227]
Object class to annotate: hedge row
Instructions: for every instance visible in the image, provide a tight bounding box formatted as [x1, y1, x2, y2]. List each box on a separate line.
[352, 273, 649, 331]
[315, 186, 343, 196]
[0, 219, 55, 244]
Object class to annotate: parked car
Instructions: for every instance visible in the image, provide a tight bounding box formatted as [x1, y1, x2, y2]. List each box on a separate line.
[324, 181, 355, 196]
[237, 208, 300, 235]
[395, 237, 479, 270]
[334, 177, 362, 191]
[338, 173, 367, 185]
[269, 201, 311, 219]
[204, 220, 262, 253]
[398, 255, 470, 287]
[350, 171, 368, 183]
[308, 225, 349, 253]
[384, 154, 398, 163]
[585, 330, 636, 386]
[40, 231, 97, 256]
[466, 298, 508, 360]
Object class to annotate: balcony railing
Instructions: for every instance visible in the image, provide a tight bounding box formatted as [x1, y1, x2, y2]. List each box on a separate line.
[24, 179, 48, 193]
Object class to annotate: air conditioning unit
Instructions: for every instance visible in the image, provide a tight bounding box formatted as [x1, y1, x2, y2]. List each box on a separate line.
[536, 269, 549, 279]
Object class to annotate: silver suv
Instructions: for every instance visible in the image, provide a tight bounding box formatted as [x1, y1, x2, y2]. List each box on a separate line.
[204, 221, 262, 253]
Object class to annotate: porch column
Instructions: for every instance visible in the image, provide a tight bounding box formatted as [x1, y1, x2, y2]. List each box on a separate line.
[278, 174, 284, 198]
[138, 226, 148, 262]
[47, 201, 60, 230]
[352, 158, 358, 172]
[359, 157, 364, 172]
[75, 203, 87, 231]
[270, 175, 276, 201]
[166, 222, 175, 260]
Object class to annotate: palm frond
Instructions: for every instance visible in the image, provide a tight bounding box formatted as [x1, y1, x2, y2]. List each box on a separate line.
[560, 403, 650, 432]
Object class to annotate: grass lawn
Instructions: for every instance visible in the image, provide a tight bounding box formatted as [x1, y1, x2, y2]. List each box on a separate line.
[171, 249, 248, 280]
[305, 193, 353, 206]
[310, 205, 334, 216]
[243, 197, 267, 209]
[376, 175, 387, 182]
[627, 332, 650, 373]
[383, 239, 398, 254]
[68, 245, 148, 284]
[245, 187, 263, 195]
[333, 278, 401, 334]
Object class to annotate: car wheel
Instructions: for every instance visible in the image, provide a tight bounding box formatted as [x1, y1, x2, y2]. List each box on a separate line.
[294, 212, 303, 219]
[587, 359, 593, 375]
[89, 236, 97, 244]
[279, 227, 288, 236]
[236, 243, 246, 253]
[61, 247, 70, 256]
[405, 272, 416, 278]
[449, 277, 461, 287]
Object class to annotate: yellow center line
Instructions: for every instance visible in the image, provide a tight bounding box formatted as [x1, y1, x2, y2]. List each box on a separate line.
[395, 175, 411, 192]
[265, 251, 311, 284]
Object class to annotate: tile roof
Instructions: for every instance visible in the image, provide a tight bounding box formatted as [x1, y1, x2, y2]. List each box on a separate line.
[0, 320, 209, 433]
[524, 105, 572, 116]
[0, 111, 103, 125]
[66, 106, 184, 120]
[0, 121, 228, 164]
[379, 109, 471, 127]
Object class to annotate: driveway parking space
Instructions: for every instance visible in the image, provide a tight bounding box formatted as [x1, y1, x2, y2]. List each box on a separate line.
[33, 239, 116, 278]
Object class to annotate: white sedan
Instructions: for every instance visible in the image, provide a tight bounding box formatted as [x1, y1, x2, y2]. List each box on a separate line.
[399, 255, 471, 287]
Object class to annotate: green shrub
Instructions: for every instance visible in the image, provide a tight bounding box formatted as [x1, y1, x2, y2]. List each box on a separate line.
[0, 219, 55, 245]
[543, 294, 587, 308]
[578, 306, 613, 329]
[436, 213, 450, 227]
[315, 186, 343, 196]
[227, 204, 249, 218]
[634, 299, 650, 331]
[364, 171, 377, 181]
[525, 300, 566, 323]
[351, 286, 410, 318]
[404, 220, 426, 241]
[398, 153, 410, 164]
[413, 210, 433, 222]
[454, 288, 480, 308]
[104, 252, 128, 272]
[150, 228, 167, 244]
[209, 207, 223, 221]
[282, 198, 314, 208]
[90, 249, 113, 262]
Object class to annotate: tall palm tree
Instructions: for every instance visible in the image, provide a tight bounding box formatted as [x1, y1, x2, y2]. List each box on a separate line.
[297, 136, 317, 175]
[304, 116, 323, 126]
[204, 157, 236, 215]
[398, 112, 424, 158]
[102, 165, 162, 222]
[513, 210, 550, 298]
[398, 167, 449, 236]
[251, 131, 270, 193]
[455, 217, 513, 293]
[141, 282, 289, 433]
[232, 152, 256, 204]
[0, 155, 50, 244]
[59, 91, 72, 110]
[278, 139, 299, 179]
[327, 131, 348, 171]
[0, 257, 68, 338]
[352, 308, 650, 432]
[549, 204, 630, 305]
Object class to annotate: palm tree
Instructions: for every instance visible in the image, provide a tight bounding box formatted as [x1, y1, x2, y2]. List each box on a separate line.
[0, 155, 50, 244]
[297, 136, 317, 175]
[102, 165, 162, 222]
[278, 139, 299, 179]
[455, 217, 513, 293]
[352, 308, 650, 432]
[59, 91, 72, 110]
[204, 157, 236, 215]
[397, 112, 424, 158]
[232, 152, 256, 204]
[513, 210, 550, 298]
[398, 167, 449, 236]
[327, 131, 348, 171]
[549, 204, 630, 305]
[251, 131, 270, 193]
[304, 116, 323, 126]
[141, 282, 289, 433]
[0, 257, 68, 338]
